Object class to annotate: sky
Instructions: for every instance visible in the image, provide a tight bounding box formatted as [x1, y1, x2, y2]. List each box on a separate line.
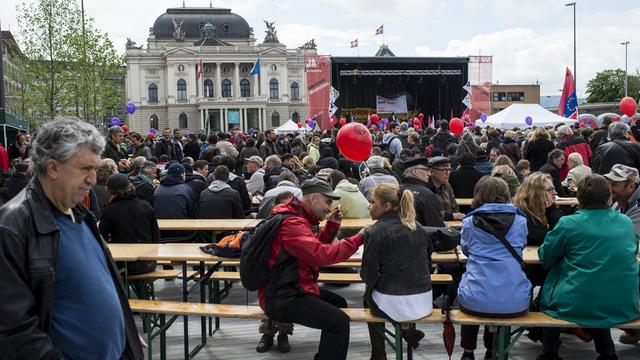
[1, 0, 638, 98]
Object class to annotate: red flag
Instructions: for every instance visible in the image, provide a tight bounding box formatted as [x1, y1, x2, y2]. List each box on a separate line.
[196, 58, 203, 80]
[375, 25, 384, 36]
[558, 67, 578, 119]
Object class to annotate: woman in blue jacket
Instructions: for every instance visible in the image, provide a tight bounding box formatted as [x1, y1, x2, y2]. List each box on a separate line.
[458, 176, 532, 360]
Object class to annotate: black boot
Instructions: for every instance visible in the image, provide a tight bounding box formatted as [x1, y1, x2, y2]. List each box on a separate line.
[401, 328, 425, 349]
[277, 333, 291, 353]
[367, 323, 387, 360]
[255, 334, 273, 353]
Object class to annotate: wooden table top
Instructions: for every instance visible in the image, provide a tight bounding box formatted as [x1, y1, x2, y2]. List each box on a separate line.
[456, 198, 578, 207]
[157, 219, 261, 231]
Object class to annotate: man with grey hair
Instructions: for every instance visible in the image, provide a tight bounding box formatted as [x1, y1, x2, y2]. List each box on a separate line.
[591, 122, 640, 174]
[562, 152, 592, 192]
[131, 160, 157, 206]
[262, 154, 285, 193]
[400, 156, 445, 227]
[0, 119, 143, 359]
[103, 125, 126, 164]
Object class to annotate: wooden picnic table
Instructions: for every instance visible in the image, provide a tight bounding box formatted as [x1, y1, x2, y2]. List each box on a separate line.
[157, 218, 461, 231]
[456, 197, 579, 207]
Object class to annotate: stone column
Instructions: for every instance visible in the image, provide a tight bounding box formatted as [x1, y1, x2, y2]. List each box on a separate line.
[233, 62, 240, 98]
[215, 62, 221, 98]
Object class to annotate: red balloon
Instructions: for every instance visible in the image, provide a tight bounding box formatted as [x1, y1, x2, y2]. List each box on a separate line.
[370, 114, 379, 123]
[121, 125, 129, 133]
[413, 118, 420, 126]
[297, 122, 302, 128]
[339, 118, 347, 126]
[147, 133, 155, 139]
[450, 118, 464, 136]
[336, 123, 373, 162]
[418, 113, 424, 120]
[305, 119, 310, 124]
[614, 116, 621, 123]
[620, 97, 638, 117]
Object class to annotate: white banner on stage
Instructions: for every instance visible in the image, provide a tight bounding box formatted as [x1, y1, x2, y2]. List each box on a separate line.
[376, 95, 408, 114]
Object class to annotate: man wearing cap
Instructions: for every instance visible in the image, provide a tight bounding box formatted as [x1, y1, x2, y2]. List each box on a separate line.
[154, 163, 198, 242]
[401, 156, 446, 227]
[258, 177, 368, 360]
[429, 156, 465, 221]
[245, 155, 266, 196]
[604, 164, 640, 345]
[99, 173, 160, 276]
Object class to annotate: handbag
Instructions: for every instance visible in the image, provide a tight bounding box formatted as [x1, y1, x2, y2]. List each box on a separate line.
[422, 226, 461, 252]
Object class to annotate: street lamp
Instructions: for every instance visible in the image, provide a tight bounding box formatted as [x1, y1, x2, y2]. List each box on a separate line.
[565, 2, 576, 95]
[621, 41, 630, 97]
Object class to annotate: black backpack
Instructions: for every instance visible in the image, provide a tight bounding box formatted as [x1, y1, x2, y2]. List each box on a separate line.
[239, 213, 295, 291]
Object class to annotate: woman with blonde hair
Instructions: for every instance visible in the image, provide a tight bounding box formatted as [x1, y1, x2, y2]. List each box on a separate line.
[524, 127, 555, 171]
[512, 172, 562, 247]
[491, 164, 520, 196]
[361, 183, 432, 359]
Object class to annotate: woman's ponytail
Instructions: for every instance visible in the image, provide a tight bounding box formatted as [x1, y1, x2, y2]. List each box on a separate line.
[398, 189, 416, 230]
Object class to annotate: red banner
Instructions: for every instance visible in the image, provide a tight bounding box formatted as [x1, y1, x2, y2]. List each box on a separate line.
[305, 55, 331, 130]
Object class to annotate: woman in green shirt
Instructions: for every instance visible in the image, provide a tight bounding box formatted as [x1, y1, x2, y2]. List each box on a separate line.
[537, 174, 640, 360]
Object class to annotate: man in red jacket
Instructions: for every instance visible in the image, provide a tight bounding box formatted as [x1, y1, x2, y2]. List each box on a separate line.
[259, 177, 367, 360]
[556, 125, 591, 181]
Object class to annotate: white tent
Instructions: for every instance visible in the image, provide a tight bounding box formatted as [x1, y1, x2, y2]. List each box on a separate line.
[475, 104, 574, 129]
[274, 119, 307, 134]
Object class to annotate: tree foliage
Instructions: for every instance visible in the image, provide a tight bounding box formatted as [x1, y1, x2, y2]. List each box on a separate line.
[585, 68, 640, 103]
[16, 0, 123, 123]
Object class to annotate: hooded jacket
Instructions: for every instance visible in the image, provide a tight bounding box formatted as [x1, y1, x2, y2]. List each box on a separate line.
[198, 180, 243, 219]
[258, 198, 362, 315]
[498, 138, 522, 165]
[458, 203, 531, 316]
[332, 179, 370, 219]
[154, 174, 197, 241]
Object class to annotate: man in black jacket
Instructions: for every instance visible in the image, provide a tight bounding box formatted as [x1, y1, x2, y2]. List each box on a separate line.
[0, 118, 143, 359]
[539, 149, 568, 197]
[199, 165, 243, 219]
[591, 122, 640, 175]
[449, 153, 485, 199]
[401, 156, 446, 227]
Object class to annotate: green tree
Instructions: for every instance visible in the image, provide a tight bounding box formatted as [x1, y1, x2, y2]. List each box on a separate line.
[585, 68, 640, 103]
[16, 0, 122, 124]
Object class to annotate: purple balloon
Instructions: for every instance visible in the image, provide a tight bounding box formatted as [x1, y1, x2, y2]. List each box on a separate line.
[308, 120, 315, 128]
[126, 102, 136, 115]
[150, 128, 157, 134]
[525, 116, 533, 126]
[111, 117, 121, 126]
[248, 128, 254, 134]
[480, 113, 488, 122]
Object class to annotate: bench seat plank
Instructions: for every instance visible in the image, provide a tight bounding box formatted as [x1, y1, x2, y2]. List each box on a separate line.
[449, 310, 640, 329]
[208, 271, 453, 284]
[128, 270, 182, 281]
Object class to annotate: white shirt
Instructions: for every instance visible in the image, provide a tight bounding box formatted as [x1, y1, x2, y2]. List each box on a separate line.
[372, 290, 433, 322]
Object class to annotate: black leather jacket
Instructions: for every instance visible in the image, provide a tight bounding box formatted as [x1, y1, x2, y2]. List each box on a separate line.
[0, 178, 143, 360]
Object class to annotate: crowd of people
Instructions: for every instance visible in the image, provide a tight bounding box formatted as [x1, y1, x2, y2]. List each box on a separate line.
[0, 115, 639, 360]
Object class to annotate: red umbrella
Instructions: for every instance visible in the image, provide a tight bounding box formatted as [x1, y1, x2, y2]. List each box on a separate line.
[442, 302, 455, 359]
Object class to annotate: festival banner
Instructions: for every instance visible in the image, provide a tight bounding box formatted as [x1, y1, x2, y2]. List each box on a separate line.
[305, 55, 332, 130]
[376, 95, 408, 114]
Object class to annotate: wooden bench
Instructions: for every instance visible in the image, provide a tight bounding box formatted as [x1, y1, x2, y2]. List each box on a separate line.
[130, 299, 442, 360]
[449, 310, 640, 360]
[127, 270, 184, 299]
[209, 271, 453, 284]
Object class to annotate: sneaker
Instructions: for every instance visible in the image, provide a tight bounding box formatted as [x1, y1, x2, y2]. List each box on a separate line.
[460, 351, 475, 360]
[255, 334, 273, 353]
[619, 331, 640, 344]
[277, 333, 291, 353]
[536, 353, 562, 360]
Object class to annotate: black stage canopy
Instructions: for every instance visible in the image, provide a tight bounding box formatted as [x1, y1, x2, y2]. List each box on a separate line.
[331, 56, 469, 120]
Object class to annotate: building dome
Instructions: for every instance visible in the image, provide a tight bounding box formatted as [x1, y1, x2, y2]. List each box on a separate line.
[152, 7, 250, 40]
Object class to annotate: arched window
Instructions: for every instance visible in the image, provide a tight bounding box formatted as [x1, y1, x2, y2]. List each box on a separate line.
[290, 82, 299, 100]
[179, 112, 188, 129]
[221, 79, 231, 98]
[148, 83, 158, 103]
[204, 79, 214, 98]
[240, 79, 250, 97]
[177, 79, 187, 100]
[271, 111, 280, 127]
[291, 111, 300, 122]
[269, 78, 279, 99]
[150, 114, 159, 130]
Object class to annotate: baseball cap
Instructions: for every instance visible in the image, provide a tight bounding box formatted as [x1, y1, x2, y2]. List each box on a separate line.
[301, 178, 341, 200]
[166, 163, 185, 175]
[106, 173, 130, 191]
[244, 155, 264, 167]
[603, 164, 640, 183]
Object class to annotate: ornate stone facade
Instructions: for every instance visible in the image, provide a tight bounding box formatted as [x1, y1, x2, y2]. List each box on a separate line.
[125, 7, 315, 134]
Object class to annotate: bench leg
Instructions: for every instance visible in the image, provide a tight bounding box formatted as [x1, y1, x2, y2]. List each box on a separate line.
[159, 314, 166, 360]
[492, 325, 511, 360]
[394, 323, 403, 360]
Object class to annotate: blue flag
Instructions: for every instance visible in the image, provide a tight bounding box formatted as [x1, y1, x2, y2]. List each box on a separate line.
[250, 57, 261, 76]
